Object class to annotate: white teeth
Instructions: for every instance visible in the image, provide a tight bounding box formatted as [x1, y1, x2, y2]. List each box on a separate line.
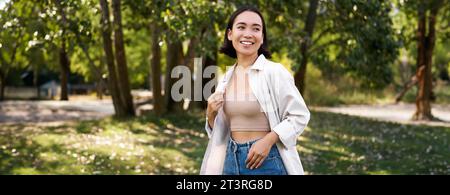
[240, 41, 254, 45]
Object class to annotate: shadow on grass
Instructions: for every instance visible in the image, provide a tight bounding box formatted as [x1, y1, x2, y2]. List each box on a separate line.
[301, 111, 450, 174]
[0, 111, 208, 175]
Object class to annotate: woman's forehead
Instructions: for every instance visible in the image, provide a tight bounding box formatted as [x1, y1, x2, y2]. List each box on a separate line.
[233, 11, 263, 26]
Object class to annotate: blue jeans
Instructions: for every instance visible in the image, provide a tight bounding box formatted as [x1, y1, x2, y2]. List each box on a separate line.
[223, 137, 287, 175]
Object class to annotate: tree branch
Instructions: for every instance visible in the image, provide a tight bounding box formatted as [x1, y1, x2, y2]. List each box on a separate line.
[313, 26, 333, 43]
[309, 39, 341, 53]
[395, 66, 425, 103]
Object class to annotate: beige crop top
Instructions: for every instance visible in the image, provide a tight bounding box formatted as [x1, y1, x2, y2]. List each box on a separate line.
[223, 69, 270, 132]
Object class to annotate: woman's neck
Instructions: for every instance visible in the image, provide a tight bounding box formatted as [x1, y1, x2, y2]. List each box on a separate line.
[236, 53, 258, 69]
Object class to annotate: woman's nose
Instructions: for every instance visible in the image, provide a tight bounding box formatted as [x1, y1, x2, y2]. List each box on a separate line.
[243, 33, 252, 38]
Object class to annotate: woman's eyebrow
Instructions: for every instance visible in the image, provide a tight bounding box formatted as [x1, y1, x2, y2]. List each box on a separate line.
[235, 22, 262, 27]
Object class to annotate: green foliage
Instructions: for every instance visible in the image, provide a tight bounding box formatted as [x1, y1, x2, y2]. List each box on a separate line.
[250, 0, 399, 89]
[304, 64, 395, 106]
[123, 28, 152, 88]
[311, 1, 398, 89]
[69, 0, 107, 82]
[1, 0, 448, 101]
[393, 0, 450, 79]
[0, 1, 31, 72]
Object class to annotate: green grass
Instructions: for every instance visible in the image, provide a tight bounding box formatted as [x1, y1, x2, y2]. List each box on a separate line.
[0, 112, 208, 175]
[301, 111, 449, 174]
[0, 111, 448, 175]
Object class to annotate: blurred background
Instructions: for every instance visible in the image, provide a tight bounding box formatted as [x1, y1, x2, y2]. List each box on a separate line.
[0, 0, 449, 175]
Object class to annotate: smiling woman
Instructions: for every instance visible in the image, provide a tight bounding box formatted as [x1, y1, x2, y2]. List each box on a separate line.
[219, 7, 271, 59]
[201, 6, 311, 175]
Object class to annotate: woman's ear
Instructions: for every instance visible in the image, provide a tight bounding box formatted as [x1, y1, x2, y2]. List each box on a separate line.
[227, 29, 232, 41]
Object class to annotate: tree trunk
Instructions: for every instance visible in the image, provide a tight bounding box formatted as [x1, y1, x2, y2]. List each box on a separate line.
[0, 57, 7, 100]
[0, 55, 5, 100]
[413, 0, 442, 121]
[112, 0, 135, 116]
[33, 62, 40, 99]
[99, 0, 124, 117]
[56, 0, 70, 101]
[0, 35, 19, 101]
[164, 39, 184, 113]
[150, 23, 165, 115]
[96, 81, 103, 100]
[0, 73, 5, 101]
[395, 66, 423, 103]
[59, 39, 70, 101]
[294, 0, 319, 95]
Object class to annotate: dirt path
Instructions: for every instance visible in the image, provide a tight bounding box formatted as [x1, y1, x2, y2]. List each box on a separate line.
[0, 99, 114, 125]
[314, 103, 450, 127]
[2, 99, 449, 128]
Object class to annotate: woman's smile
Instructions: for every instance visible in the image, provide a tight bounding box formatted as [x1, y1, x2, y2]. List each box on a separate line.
[240, 41, 255, 45]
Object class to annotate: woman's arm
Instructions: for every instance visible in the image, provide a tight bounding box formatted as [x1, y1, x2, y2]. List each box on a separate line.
[206, 110, 217, 129]
[271, 64, 311, 148]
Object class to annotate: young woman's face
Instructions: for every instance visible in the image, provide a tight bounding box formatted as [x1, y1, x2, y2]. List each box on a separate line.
[227, 11, 264, 58]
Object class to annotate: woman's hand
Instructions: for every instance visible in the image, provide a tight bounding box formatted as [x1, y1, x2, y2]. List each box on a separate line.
[246, 132, 279, 169]
[206, 91, 225, 128]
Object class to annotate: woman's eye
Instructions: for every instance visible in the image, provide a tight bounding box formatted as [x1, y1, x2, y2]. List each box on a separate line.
[237, 26, 244, 30]
[253, 28, 260, 31]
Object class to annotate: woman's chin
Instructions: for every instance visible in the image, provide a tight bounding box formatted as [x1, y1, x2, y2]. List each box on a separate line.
[236, 49, 258, 57]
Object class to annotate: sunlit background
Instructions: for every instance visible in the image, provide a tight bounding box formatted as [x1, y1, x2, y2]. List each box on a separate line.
[0, 0, 448, 175]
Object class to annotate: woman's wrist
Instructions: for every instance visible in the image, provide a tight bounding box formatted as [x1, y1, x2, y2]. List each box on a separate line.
[207, 115, 215, 127]
[264, 131, 279, 145]
[206, 108, 217, 119]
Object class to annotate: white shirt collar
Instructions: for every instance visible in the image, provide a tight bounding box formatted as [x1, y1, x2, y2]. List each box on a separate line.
[230, 54, 266, 71]
[250, 54, 266, 70]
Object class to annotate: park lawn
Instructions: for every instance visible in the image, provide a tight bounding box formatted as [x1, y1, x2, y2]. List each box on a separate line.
[0, 111, 448, 175]
[0, 113, 208, 175]
[301, 111, 449, 174]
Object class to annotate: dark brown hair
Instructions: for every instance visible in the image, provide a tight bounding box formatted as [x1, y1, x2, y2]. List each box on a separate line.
[219, 6, 271, 59]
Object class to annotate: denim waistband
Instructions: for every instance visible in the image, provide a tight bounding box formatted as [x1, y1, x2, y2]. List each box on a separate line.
[228, 137, 262, 148]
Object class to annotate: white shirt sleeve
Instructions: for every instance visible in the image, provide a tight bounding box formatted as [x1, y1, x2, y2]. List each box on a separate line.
[271, 64, 311, 148]
[204, 117, 213, 138]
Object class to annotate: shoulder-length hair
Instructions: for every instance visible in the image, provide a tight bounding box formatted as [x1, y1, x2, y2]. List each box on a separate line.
[219, 6, 271, 59]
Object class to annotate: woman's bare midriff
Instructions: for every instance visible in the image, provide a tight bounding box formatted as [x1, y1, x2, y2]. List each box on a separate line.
[231, 131, 270, 143]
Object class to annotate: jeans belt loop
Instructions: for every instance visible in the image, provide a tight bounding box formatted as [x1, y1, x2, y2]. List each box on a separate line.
[232, 140, 237, 153]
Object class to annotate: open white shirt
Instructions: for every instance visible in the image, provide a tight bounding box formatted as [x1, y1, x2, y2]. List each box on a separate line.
[200, 54, 310, 175]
